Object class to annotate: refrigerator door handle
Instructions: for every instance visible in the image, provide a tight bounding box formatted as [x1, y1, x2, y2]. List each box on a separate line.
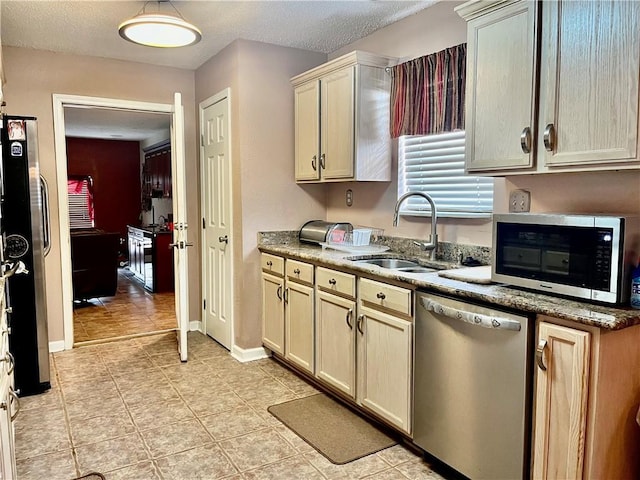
[40, 175, 51, 257]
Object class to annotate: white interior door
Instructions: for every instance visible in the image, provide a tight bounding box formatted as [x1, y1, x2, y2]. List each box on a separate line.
[171, 92, 189, 361]
[201, 92, 233, 349]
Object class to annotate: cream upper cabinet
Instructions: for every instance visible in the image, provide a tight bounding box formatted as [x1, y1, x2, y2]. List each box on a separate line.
[294, 81, 321, 181]
[538, 0, 640, 170]
[458, 0, 640, 175]
[291, 51, 396, 183]
[463, 0, 538, 172]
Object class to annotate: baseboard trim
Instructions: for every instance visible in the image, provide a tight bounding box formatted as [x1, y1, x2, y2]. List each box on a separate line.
[231, 345, 270, 363]
[49, 340, 66, 353]
[189, 321, 202, 332]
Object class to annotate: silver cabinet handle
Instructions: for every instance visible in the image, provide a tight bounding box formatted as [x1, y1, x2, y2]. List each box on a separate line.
[218, 235, 228, 244]
[357, 314, 365, 334]
[346, 308, 353, 329]
[320, 153, 326, 169]
[276, 285, 283, 301]
[328, 278, 337, 286]
[284, 288, 289, 304]
[293, 268, 300, 275]
[9, 388, 20, 421]
[376, 292, 386, 300]
[536, 339, 548, 371]
[311, 155, 317, 171]
[266, 261, 273, 267]
[520, 127, 531, 154]
[2, 352, 15, 375]
[420, 297, 522, 332]
[40, 175, 51, 257]
[543, 123, 555, 151]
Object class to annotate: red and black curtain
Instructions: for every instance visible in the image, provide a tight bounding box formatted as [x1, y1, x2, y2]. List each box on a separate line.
[390, 43, 466, 138]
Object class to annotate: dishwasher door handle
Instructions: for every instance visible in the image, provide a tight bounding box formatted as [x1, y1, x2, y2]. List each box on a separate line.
[420, 297, 522, 332]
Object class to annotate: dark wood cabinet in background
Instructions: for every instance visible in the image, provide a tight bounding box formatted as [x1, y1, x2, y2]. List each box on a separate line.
[143, 145, 171, 201]
[127, 226, 174, 293]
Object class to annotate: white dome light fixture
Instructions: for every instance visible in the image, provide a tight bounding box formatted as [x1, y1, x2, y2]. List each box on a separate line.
[119, 1, 202, 48]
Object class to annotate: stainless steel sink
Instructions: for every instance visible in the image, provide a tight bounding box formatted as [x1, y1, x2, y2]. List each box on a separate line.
[352, 257, 438, 273]
[353, 258, 420, 268]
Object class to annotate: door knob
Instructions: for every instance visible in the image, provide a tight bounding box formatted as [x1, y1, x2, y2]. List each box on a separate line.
[218, 235, 229, 244]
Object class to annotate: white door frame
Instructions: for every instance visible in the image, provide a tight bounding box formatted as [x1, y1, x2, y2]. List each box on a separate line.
[198, 88, 234, 350]
[52, 94, 179, 350]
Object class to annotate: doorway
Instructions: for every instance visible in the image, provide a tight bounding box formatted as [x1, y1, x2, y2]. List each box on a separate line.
[200, 90, 233, 349]
[52, 94, 190, 356]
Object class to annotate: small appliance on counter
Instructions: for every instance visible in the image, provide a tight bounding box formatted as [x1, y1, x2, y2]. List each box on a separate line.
[299, 220, 353, 245]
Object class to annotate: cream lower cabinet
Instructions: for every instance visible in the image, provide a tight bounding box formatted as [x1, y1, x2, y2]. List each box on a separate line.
[315, 267, 357, 398]
[284, 260, 315, 374]
[261, 254, 285, 355]
[533, 317, 640, 479]
[357, 278, 413, 435]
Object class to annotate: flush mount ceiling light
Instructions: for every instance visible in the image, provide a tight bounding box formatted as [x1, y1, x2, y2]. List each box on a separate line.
[118, 1, 202, 48]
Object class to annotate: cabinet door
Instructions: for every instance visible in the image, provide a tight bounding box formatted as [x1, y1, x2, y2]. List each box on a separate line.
[315, 290, 356, 398]
[357, 306, 412, 434]
[294, 80, 321, 181]
[261, 272, 284, 355]
[465, 0, 538, 172]
[285, 282, 315, 374]
[539, 1, 640, 168]
[533, 322, 590, 480]
[321, 67, 355, 180]
[0, 378, 16, 480]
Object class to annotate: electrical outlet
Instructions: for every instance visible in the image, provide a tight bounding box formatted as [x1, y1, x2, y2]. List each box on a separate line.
[509, 189, 531, 212]
[346, 189, 353, 207]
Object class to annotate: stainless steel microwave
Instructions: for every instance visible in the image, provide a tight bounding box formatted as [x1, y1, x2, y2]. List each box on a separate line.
[492, 214, 640, 304]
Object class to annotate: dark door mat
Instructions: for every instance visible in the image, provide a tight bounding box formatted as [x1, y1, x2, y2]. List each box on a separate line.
[268, 393, 397, 464]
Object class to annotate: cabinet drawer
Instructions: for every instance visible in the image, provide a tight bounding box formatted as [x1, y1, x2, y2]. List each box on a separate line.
[261, 254, 284, 276]
[359, 278, 412, 316]
[317, 267, 356, 298]
[286, 260, 314, 284]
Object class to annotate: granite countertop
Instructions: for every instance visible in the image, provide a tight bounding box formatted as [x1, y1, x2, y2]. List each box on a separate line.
[258, 241, 640, 331]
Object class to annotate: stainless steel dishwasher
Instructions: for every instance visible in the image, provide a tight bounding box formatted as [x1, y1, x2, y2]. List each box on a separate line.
[414, 292, 533, 480]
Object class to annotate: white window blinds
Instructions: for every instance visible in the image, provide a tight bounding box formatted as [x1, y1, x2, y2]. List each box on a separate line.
[68, 178, 94, 229]
[397, 131, 494, 218]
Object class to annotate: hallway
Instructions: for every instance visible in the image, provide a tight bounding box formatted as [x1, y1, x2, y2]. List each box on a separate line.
[73, 269, 176, 344]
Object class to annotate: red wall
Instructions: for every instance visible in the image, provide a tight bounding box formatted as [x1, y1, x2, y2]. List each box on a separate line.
[66, 137, 141, 242]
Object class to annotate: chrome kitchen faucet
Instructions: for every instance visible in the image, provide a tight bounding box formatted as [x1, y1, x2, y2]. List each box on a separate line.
[393, 192, 438, 260]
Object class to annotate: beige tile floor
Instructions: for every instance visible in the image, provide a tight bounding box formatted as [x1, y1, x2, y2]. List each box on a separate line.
[15, 332, 449, 480]
[73, 269, 177, 344]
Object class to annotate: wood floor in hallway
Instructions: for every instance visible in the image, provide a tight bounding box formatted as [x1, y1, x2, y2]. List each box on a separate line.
[73, 269, 176, 344]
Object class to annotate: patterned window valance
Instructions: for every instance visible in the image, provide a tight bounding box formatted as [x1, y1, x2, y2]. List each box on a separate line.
[390, 43, 466, 138]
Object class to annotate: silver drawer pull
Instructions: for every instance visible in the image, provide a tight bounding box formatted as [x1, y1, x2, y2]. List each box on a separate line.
[9, 388, 20, 421]
[293, 268, 300, 275]
[312, 155, 317, 171]
[276, 285, 283, 301]
[543, 123, 555, 151]
[420, 297, 521, 332]
[376, 292, 386, 300]
[266, 261, 273, 267]
[1, 352, 15, 375]
[328, 278, 337, 285]
[536, 339, 548, 371]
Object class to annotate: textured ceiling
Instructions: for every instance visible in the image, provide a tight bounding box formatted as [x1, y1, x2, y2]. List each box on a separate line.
[4, 0, 436, 140]
[1, 0, 436, 70]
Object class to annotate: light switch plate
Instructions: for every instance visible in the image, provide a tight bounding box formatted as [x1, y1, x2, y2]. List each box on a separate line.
[509, 189, 531, 212]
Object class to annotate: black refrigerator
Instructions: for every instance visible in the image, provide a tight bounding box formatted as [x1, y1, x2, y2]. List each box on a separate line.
[1, 115, 51, 396]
